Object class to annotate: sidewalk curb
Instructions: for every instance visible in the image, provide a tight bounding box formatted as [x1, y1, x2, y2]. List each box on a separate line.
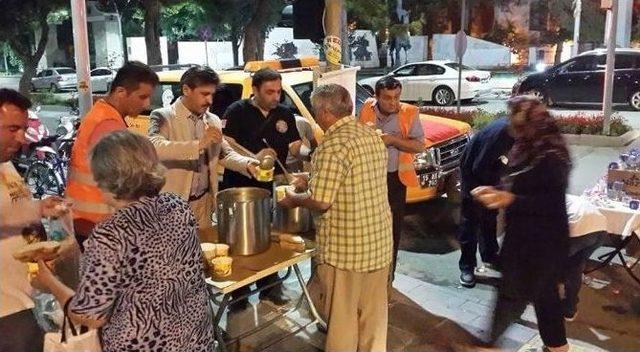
[563, 130, 640, 148]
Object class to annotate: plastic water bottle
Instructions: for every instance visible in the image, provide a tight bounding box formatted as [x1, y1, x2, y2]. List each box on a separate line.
[47, 217, 68, 242]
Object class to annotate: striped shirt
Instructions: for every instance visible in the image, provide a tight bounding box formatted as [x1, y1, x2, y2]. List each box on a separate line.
[309, 116, 392, 272]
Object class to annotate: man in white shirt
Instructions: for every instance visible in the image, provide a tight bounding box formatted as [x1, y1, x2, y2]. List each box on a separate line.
[0, 89, 69, 352]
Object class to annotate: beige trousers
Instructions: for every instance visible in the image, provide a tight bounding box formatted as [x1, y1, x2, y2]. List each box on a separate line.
[189, 192, 215, 233]
[309, 263, 389, 352]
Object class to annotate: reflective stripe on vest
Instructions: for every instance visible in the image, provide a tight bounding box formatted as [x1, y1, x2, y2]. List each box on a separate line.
[359, 98, 420, 187]
[68, 100, 126, 222]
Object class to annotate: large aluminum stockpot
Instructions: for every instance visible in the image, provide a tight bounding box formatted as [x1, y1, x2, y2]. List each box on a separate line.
[216, 187, 271, 256]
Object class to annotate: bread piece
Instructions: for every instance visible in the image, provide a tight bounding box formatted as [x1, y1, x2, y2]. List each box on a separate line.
[12, 241, 61, 262]
[279, 234, 305, 244]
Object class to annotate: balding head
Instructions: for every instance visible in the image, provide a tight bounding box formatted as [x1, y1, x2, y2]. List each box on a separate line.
[310, 84, 353, 131]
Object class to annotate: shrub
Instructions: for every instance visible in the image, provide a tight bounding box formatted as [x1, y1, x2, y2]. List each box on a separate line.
[30, 92, 77, 109]
[555, 113, 631, 137]
[420, 106, 632, 137]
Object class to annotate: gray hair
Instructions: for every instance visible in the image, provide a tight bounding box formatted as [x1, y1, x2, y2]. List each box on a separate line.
[310, 84, 353, 118]
[90, 130, 165, 200]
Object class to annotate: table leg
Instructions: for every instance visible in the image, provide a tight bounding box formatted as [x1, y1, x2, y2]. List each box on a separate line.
[585, 236, 633, 274]
[293, 264, 327, 331]
[213, 294, 230, 352]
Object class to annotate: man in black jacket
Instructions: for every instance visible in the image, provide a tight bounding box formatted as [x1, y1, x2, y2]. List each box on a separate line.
[458, 117, 514, 287]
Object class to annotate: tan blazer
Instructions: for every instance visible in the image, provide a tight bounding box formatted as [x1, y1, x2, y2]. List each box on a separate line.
[148, 99, 255, 201]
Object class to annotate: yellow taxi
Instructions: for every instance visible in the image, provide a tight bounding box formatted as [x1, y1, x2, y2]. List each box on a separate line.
[126, 58, 471, 203]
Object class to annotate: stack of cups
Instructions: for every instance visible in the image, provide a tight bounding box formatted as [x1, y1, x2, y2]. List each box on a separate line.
[200, 243, 232, 279]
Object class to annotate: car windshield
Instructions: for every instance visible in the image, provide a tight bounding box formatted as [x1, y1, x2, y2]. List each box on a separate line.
[444, 63, 475, 71]
[56, 68, 76, 74]
[291, 82, 372, 117]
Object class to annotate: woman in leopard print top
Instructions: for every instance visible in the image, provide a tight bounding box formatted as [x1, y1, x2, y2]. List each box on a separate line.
[33, 131, 214, 351]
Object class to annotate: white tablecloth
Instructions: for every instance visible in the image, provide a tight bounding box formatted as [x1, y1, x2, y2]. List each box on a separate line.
[577, 194, 640, 238]
[597, 203, 640, 238]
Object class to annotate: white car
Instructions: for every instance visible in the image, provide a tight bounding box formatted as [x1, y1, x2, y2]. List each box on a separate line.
[358, 60, 492, 106]
[90, 67, 116, 92]
[31, 67, 77, 92]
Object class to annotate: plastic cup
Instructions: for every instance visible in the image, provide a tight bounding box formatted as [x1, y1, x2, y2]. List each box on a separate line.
[201, 243, 217, 262]
[211, 256, 233, 278]
[275, 185, 293, 202]
[214, 244, 229, 257]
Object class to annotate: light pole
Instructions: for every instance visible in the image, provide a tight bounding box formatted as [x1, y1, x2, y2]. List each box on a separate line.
[572, 0, 582, 57]
[71, 0, 92, 118]
[602, 0, 618, 135]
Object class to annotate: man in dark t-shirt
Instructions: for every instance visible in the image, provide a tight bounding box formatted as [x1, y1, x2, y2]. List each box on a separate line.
[221, 68, 302, 310]
[222, 99, 300, 190]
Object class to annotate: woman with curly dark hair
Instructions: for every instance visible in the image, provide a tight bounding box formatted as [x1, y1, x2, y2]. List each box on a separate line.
[473, 95, 572, 352]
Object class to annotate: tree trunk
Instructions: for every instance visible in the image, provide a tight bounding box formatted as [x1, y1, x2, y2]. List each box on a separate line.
[554, 38, 564, 64]
[242, 0, 272, 63]
[242, 22, 261, 62]
[12, 14, 50, 96]
[143, 0, 162, 65]
[231, 36, 240, 67]
[231, 23, 240, 67]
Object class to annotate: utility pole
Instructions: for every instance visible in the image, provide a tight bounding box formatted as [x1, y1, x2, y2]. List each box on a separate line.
[456, 0, 467, 114]
[71, 0, 92, 118]
[572, 0, 582, 57]
[324, 0, 343, 71]
[602, 0, 618, 135]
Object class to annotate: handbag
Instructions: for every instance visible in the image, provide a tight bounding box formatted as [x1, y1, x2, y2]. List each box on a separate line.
[43, 298, 102, 352]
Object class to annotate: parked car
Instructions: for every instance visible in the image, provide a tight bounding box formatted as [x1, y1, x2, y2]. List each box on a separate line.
[512, 48, 640, 111]
[31, 67, 77, 92]
[90, 67, 116, 92]
[126, 59, 472, 203]
[358, 60, 492, 106]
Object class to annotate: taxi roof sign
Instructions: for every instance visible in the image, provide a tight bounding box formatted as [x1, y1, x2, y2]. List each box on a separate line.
[244, 57, 320, 72]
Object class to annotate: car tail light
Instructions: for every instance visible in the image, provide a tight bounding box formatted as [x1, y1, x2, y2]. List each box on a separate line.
[465, 76, 480, 82]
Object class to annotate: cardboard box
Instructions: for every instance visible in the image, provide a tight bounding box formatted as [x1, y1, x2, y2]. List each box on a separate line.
[607, 169, 640, 197]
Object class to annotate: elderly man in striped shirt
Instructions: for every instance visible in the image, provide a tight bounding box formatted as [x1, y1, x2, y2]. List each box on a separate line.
[278, 83, 392, 352]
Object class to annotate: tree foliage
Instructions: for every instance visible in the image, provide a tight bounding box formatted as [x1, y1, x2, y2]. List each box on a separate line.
[197, 0, 285, 64]
[0, 0, 68, 95]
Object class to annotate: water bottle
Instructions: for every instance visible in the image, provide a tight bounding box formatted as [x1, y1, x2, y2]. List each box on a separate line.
[47, 217, 69, 242]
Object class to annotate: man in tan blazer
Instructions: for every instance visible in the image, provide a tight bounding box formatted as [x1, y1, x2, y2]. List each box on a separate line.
[149, 66, 261, 232]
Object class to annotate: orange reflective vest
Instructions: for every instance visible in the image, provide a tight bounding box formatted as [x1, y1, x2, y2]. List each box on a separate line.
[359, 98, 420, 187]
[67, 100, 126, 223]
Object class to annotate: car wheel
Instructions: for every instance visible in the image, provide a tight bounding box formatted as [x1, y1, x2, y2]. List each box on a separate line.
[50, 83, 58, 93]
[630, 90, 640, 111]
[432, 86, 454, 106]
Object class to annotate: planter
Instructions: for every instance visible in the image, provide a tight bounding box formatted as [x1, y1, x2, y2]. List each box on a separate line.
[562, 129, 640, 148]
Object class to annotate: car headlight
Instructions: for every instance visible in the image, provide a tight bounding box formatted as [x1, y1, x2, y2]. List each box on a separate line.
[414, 147, 437, 171]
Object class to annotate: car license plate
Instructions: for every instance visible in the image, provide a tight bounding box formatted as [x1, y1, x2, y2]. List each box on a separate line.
[418, 172, 439, 188]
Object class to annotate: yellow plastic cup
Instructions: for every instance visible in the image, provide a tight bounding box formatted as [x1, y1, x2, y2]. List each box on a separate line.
[211, 256, 233, 278]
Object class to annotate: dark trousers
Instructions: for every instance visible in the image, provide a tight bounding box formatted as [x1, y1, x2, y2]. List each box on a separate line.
[490, 283, 567, 348]
[0, 309, 44, 352]
[387, 172, 406, 278]
[564, 231, 606, 313]
[457, 197, 500, 271]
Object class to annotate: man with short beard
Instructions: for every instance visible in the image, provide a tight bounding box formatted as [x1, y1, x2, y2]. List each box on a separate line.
[149, 66, 258, 231]
[358, 76, 424, 281]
